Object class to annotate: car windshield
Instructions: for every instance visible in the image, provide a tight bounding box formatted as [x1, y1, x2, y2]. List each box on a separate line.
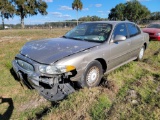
[64, 23, 112, 43]
[147, 24, 160, 29]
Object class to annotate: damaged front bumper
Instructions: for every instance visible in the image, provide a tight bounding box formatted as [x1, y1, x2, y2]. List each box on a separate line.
[12, 59, 75, 101]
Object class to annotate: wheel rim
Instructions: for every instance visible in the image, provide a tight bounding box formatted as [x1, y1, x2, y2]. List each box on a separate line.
[139, 47, 144, 59]
[86, 66, 99, 86]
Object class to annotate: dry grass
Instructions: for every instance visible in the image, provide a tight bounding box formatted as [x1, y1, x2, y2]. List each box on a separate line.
[0, 29, 159, 120]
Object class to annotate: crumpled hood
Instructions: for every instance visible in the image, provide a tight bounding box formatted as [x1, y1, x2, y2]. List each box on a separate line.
[20, 37, 100, 64]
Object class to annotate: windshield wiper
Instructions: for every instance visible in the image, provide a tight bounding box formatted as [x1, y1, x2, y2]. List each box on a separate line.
[62, 36, 68, 38]
[83, 39, 104, 43]
[68, 37, 83, 41]
[62, 36, 82, 40]
[63, 36, 103, 43]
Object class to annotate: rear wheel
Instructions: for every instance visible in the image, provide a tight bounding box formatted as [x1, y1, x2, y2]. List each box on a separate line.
[77, 60, 103, 88]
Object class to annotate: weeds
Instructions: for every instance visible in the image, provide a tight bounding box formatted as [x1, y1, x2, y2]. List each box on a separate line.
[90, 94, 111, 120]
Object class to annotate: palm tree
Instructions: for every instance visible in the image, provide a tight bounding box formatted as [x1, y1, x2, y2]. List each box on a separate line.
[72, 0, 83, 25]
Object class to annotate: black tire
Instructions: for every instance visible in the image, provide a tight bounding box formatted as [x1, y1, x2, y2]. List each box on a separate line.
[77, 60, 103, 88]
[136, 46, 145, 61]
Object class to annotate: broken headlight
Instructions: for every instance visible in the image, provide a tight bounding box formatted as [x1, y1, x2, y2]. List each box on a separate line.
[39, 65, 75, 74]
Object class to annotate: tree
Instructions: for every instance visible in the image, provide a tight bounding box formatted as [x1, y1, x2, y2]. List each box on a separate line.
[138, 6, 150, 20]
[0, 0, 15, 29]
[124, 0, 147, 22]
[150, 12, 160, 20]
[79, 15, 102, 21]
[72, 0, 83, 25]
[115, 3, 125, 20]
[108, 0, 150, 22]
[13, 0, 48, 29]
[108, 4, 125, 21]
[124, 0, 150, 22]
[108, 8, 117, 20]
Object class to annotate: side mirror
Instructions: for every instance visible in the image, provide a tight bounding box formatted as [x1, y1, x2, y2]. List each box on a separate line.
[113, 35, 126, 43]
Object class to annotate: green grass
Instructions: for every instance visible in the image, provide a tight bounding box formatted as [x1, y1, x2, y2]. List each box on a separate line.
[89, 94, 111, 120]
[0, 29, 160, 120]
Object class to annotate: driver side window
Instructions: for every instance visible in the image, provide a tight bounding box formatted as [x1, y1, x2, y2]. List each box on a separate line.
[113, 23, 128, 39]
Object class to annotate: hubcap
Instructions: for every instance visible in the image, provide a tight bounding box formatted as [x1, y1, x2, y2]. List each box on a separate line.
[86, 66, 99, 86]
[139, 47, 144, 59]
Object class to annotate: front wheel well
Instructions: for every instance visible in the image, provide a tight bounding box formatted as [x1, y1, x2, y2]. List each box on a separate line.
[95, 58, 107, 73]
[144, 42, 147, 50]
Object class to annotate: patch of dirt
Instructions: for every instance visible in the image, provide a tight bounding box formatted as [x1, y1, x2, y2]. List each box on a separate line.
[156, 86, 160, 93]
[0, 54, 5, 58]
[153, 74, 160, 81]
[153, 48, 160, 56]
[0, 36, 32, 44]
[29, 107, 52, 120]
[142, 58, 153, 64]
[125, 89, 141, 105]
[18, 97, 47, 112]
[0, 36, 21, 43]
[102, 80, 119, 94]
[134, 80, 142, 87]
[99, 79, 120, 101]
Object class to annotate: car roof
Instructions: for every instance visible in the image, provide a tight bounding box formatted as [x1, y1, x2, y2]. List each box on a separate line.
[82, 21, 135, 26]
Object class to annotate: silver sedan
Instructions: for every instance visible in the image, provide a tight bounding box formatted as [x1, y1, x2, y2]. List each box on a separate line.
[12, 21, 149, 101]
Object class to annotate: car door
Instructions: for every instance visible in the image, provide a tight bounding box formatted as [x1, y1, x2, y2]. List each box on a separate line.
[126, 23, 143, 58]
[107, 23, 131, 70]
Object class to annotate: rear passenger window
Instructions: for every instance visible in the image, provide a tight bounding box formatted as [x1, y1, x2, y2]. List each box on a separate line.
[113, 23, 128, 39]
[127, 23, 141, 37]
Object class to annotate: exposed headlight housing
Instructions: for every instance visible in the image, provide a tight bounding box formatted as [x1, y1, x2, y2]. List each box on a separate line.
[39, 65, 76, 74]
[156, 33, 160, 36]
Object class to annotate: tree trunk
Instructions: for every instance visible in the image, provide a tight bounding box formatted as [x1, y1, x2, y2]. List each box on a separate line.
[77, 10, 78, 26]
[21, 16, 25, 29]
[1, 14, 4, 30]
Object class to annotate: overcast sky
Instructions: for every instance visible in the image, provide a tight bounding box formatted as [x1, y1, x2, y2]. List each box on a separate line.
[1, 0, 160, 25]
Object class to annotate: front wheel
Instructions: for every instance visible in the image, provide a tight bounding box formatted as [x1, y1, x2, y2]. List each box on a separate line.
[77, 60, 103, 88]
[137, 46, 145, 61]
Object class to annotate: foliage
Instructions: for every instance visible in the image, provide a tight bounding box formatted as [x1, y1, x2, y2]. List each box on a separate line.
[72, 0, 83, 12]
[124, 0, 150, 22]
[108, 3, 125, 20]
[72, 0, 83, 25]
[13, 0, 48, 28]
[0, 0, 15, 29]
[43, 16, 107, 28]
[108, 0, 150, 22]
[79, 15, 107, 21]
[150, 12, 160, 20]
